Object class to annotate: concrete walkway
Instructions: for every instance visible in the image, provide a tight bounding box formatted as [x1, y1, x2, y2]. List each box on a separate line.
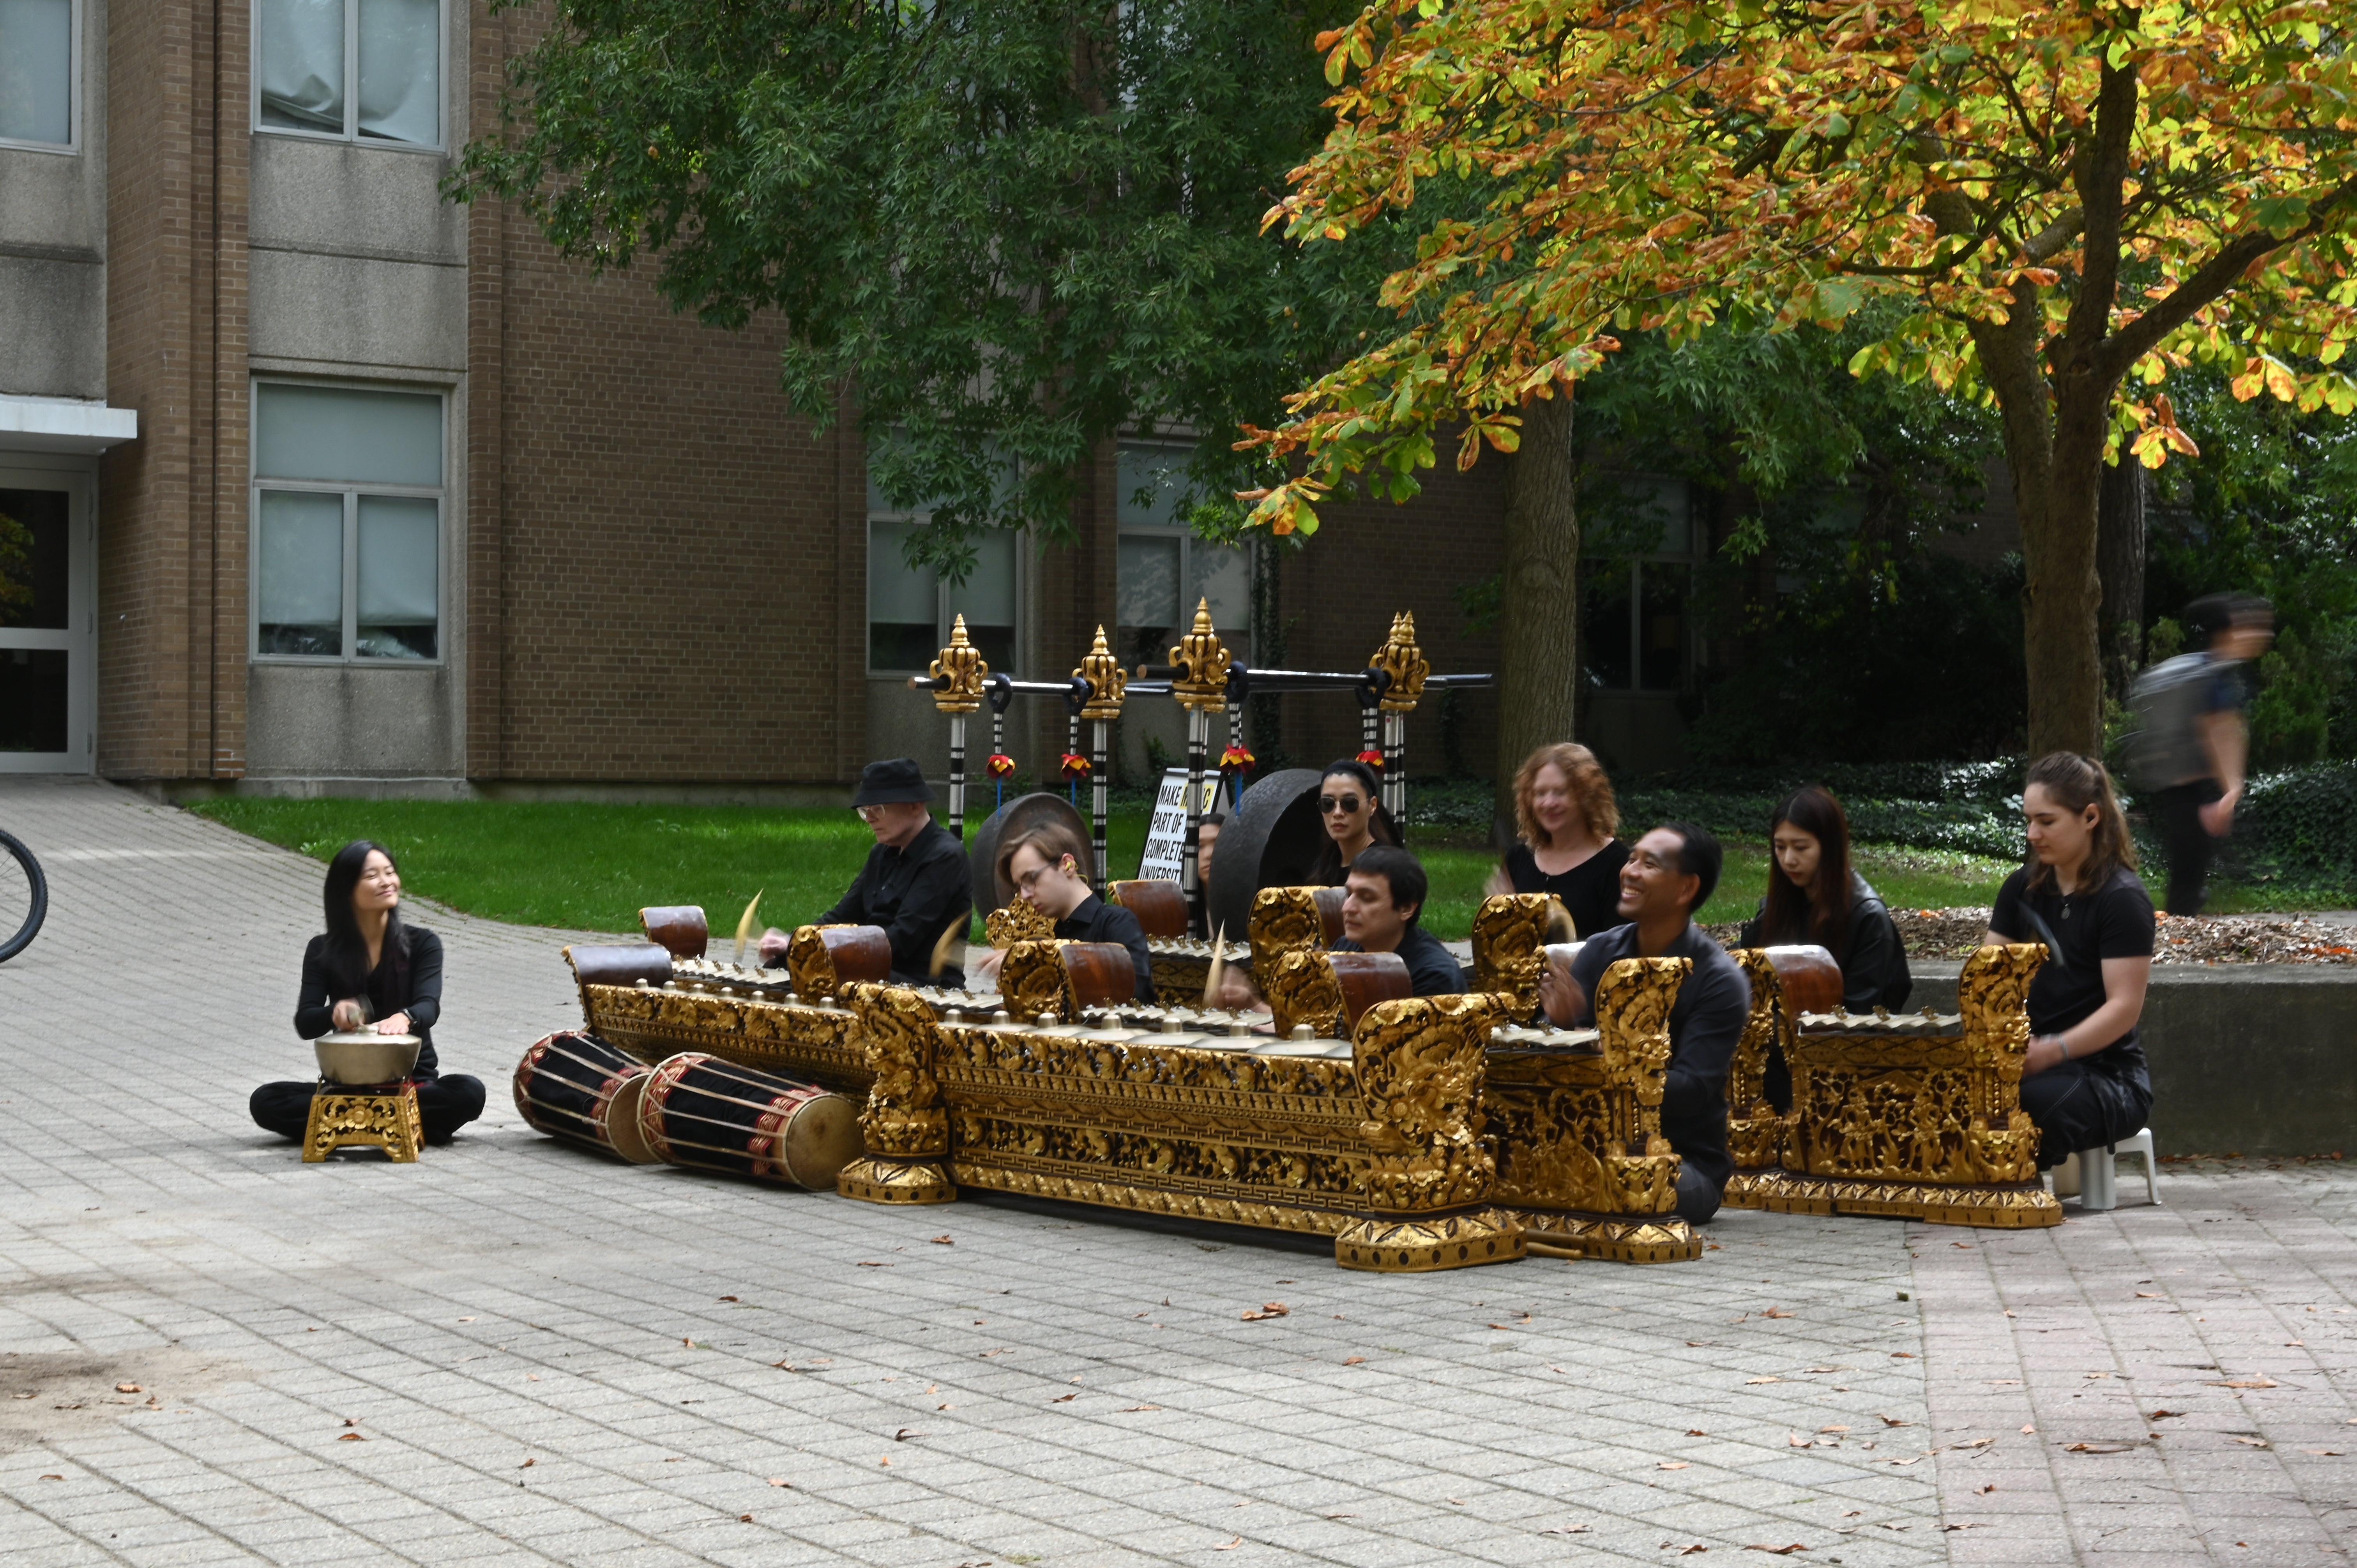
[0, 776, 2350, 1566]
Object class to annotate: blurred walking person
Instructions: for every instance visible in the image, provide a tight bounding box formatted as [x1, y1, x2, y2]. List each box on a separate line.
[2124, 592, 2273, 916]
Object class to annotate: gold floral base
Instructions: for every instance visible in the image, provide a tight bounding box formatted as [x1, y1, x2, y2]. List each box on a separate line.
[1516, 1210, 1700, 1263]
[1334, 1208, 1526, 1272]
[1729, 1169, 2062, 1227]
[836, 1156, 956, 1205]
[303, 1084, 422, 1163]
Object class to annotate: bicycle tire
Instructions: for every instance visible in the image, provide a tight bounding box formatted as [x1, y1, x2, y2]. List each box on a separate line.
[0, 828, 47, 964]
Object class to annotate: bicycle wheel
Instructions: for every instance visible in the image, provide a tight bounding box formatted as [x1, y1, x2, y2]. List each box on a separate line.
[0, 829, 47, 964]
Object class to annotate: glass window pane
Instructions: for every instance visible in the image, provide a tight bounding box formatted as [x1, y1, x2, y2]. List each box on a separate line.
[0, 0, 73, 145]
[1117, 444, 1188, 528]
[0, 649, 69, 752]
[357, 494, 437, 658]
[357, 0, 437, 145]
[258, 490, 345, 655]
[256, 384, 442, 487]
[0, 487, 71, 631]
[1187, 542, 1249, 634]
[1640, 561, 1687, 690]
[1117, 535, 1179, 630]
[257, 0, 345, 133]
[1581, 560, 1632, 690]
[868, 519, 938, 670]
[953, 528, 1017, 673]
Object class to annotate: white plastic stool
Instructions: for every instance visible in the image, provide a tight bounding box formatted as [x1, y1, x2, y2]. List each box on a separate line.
[2049, 1129, 2160, 1211]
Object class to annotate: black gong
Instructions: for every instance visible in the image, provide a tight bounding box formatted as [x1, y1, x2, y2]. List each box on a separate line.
[1204, 768, 1331, 941]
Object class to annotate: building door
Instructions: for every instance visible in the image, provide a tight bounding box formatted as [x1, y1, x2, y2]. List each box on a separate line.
[0, 465, 95, 772]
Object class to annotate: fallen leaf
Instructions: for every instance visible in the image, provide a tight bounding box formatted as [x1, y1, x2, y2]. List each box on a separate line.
[1978, 1484, 1996, 1494]
[1660, 1460, 1691, 1469]
[1878, 1415, 1909, 1427]
[1446, 1496, 1467, 1505]
[1953, 1437, 1994, 1450]
[337, 1433, 366, 1443]
[1119, 1404, 1161, 1412]
[1051, 1393, 1077, 1404]
[1213, 1538, 1242, 1551]
[878, 1457, 891, 1467]
[895, 1429, 923, 1441]
[857, 1261, 893, 1268]
[772, 1360, 798, 1370]
[1744, 1547, 1808, 1556]
[1761, 1307, 1793, 1319]
[767, 1478, 790, 1487]
[1343, 1356, 1365, 1365]
[115, 1383, 141, 1394]
[1943, 1523, 1981, 1532]
[2065, 1443, 2132, 1453]
[717, 1295, 739, 1303]
[1687, 1429, 1708, 1437]
[1885, 1456, 1926, 1466]
[2210, 1379, 2279, 1389]
[1891, 1352, 1915, 1359]
[1541, 1524, 1592, 1534]
[1677, 1548, 1709, 1556]
[2084, 1371, 2110, 1380]
[2230, 1436, 2270, 1448]
[1952, 1241, 1972, 1249]
[2149, 1410, 2182, 1420]
[1488, 1323, 1520, 1330]
[458, 1316, 476, 1322]
[737, 1513, 753, 1523]
[2021, 1423, 2037, 1434]
[1803, 1367, 1838, 1374]
[1239, 1302, 1290, 1321]
[2134, 1292, 2161, 1299]
[2301, 1449, 2345, 1456]
[38, 1474, 61, 1481]
[1818, 1425, 1850, 1435]
[930, 1235, 954, 1245]
[1745, 1376, 1781, 1385]
[1787, 1434, 1812, 1448]
[518, 1457, 535, 1469]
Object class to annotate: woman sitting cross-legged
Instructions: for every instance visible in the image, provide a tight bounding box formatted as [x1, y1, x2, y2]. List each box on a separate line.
[251, 840, 488, 1146]
[1982, 753, 2156, 1171]
[1737, 784, 1911, 1012]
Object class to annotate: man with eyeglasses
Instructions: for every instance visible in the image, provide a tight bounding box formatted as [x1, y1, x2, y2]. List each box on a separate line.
[757, 758, 972, 985]
[1535, 821, 1749, 1224]
[969, 821, 1155, 1001]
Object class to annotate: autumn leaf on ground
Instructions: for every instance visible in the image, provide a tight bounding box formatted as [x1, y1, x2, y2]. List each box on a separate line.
[337, 1433, 366, 1442]
[2210, 1378, 2278, 1389]
[1878, 1415, 1910, 1427]
[2065, 1442, 2133, 1453]
[1660, 1460, 1691, 1469]
[895, 1429, 924, 1441]
[1118, 1404, 1161, 1412]
[857, 1261, 893, 1268]
[1051, 1393, 1077, 1403]
[2230, 1436, 2270, 1448]
[1744, 1547, 1809, 1555]
[1952, 1438, 1993, 1450]
[518, 1457, 535, 1468]
[717, 1295, 739, 1303]
[766, 1478, 790, 1487]
[1541, 1524, 1592, 1534]
[1760, 1307, 1793, 1319]
[1240, 1302, 1290, 1321]
[1342, 1355, 1365, 1365]
[1745, 1376, 1781, 1384]
[1212, 1538, 1242, 1551]
[115, 1383, 140, 1393]
[930, 1235, 954, 1245]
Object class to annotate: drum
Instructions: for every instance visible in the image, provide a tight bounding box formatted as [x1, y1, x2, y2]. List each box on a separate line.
[636, 1052, 864, 1190]
[785, 923, 893, 996]
[639, 905, 709, 960]
[512, 1031, 659, 1163]
[1107, 879, 1188, 939]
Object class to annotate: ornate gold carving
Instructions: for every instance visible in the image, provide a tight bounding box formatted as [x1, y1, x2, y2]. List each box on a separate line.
[580, 981, 870, 1093]
[1371, 611, 1430, 712]
[784, 924, 850, 999]
[1170, 599, 1232, 712]
[1263, 949, 1345, 1040]
[1470, 893, 1553, 1011]
[1076, 625, 1128, 721]
[1248, 886, 1325, 961]
[1726, 948, 1791, 1173]
[986, 899, 1055, 950]
[1335, 1208, 1524, 1272]
[842, 982, 949, 1159]
[837, 1155, 956, 1204]
[303, 1084, 423, 1162]
[1352, 995, 1499, 1212]
[998, 940, 1074, 1019]
[1732, 1171, 2062, 1227]
[1518, 1213, 1702, 1263]
[928, 614, 988, 713]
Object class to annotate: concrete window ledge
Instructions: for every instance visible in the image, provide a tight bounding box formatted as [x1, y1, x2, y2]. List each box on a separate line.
[1909, 959, 2357, 1156]
[0, 396, 138, 453]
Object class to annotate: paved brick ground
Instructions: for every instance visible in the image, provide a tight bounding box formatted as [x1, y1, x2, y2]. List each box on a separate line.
[0, 776, 2349, 1566]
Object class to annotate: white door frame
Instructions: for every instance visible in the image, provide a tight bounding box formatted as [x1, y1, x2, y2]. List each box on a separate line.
[0, 456, 97, 773]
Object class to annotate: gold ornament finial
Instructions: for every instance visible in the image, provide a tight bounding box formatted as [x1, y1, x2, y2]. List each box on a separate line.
[1077, 625, 1128, 720]
[928, 614, 988, 713]
[1373, 609, 1429, 712]
[1170, 597, 1231, 712]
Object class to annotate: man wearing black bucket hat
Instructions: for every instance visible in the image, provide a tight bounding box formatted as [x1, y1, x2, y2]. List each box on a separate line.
[758, 759, 972, 985]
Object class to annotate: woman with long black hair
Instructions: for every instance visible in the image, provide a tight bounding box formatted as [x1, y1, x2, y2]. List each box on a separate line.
[1738, 785, 1912, 1011]
[251, 841, 487, 1145]
[1306, 758, 1399, 886]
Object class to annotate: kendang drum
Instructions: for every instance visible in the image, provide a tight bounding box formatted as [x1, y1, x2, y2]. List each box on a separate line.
[637, 1052, 864, 1190]
[512, 1030, 658, 1163]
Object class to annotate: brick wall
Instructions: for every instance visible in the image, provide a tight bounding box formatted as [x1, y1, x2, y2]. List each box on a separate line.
[99, 0, 250, 780]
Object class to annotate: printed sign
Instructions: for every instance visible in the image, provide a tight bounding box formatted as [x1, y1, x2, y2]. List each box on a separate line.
[1138, 768, 1224, 883]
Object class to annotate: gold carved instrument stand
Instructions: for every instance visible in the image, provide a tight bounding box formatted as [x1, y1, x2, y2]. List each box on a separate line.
[303, 1082, 424, 1162]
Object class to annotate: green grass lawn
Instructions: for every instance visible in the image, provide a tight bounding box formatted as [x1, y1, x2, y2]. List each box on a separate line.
[189, 798, 2019, 943]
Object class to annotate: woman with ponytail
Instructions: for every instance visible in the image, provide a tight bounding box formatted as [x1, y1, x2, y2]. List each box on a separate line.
[1983, 754, 2156, 1169]
[1738, 786, 1910, 1010]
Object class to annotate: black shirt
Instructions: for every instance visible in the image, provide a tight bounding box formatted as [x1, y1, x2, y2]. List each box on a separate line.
[1053, 893, 1156, 1002]
[1504, 840, 1631, 939]
[1989, 866, 2154, 1086]
[296, 925, 446, 1076]
[820, 818, 974, 985]
[1565, 920, 1752, 1191]
[1739, 871, 1913, 1011]
[1332, 925, 1466, 998]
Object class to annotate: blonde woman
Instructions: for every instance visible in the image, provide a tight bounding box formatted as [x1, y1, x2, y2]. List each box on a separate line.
[1502, 743, 1630, 937]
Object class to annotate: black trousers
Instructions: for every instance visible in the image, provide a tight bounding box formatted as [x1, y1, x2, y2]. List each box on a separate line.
[2145, 780, 2222, 916]
[2019, 1058, 2151, 1169]
[251, 1076, 488, 1146]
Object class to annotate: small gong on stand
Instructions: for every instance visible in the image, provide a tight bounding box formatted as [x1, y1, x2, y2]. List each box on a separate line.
[304, 1031, 425, 1162]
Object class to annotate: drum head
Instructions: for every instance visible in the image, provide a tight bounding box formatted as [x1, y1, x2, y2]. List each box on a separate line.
[969, 791, 1093, 910]
[783, 1093, 865, 1189]
[605, 1072, 660, 1165]
[1206, 768, 1327, 941]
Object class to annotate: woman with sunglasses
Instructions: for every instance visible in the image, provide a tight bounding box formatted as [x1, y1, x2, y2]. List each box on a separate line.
[1307, 758, 1399, 886]
[1500, 742, 1631, 938]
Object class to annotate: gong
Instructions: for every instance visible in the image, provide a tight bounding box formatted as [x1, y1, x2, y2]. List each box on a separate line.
[1204, 768, 1328, 941]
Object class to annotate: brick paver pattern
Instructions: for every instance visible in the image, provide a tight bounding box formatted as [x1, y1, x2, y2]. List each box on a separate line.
[0, 777, 2348, 1566]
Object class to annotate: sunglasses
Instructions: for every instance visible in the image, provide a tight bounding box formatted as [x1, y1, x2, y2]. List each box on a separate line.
[1319, 794, 1365, 814]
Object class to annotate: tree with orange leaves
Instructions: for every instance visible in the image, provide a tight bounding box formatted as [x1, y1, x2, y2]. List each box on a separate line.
[1246, 0, 2357, 755]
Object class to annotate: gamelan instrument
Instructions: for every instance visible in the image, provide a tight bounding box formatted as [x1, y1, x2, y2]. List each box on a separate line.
[511, 1029, 657, 1163]
[635, 1052, 864, 1191]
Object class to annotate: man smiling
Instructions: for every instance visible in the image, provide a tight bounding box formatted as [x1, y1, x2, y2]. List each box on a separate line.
[1537, 822, 1750, 1222]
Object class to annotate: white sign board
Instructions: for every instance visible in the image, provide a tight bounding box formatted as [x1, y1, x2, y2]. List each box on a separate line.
[1138, 768, 1224, 883]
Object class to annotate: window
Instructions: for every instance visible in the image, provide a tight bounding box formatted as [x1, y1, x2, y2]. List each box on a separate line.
[256, 0, 440, 147]
[253, 383, 444, 661]
[1582, 477, 1693, 693]
[0, 0, 76, 149]
[1115, 443, 1249, 668]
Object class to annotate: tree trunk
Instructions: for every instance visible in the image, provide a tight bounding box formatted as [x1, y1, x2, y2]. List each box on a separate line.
[1494, 393, 1580, 834]
[2016, 387, 2111, 759]
[2097, 459, 2146, 702]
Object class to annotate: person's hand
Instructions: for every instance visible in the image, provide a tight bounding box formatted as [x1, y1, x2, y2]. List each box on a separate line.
[2024, 1033, 2068, 1075]
[970, 948, 1006, 986]
[375, 1012, 411, 1036]
[1537, 956, 1582, 1028]
[756, 927, 792, 965]
[330, 999, 364, 1032]
[2200, 793, 2239, 838]
[1215, 966, 1267, 1013]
